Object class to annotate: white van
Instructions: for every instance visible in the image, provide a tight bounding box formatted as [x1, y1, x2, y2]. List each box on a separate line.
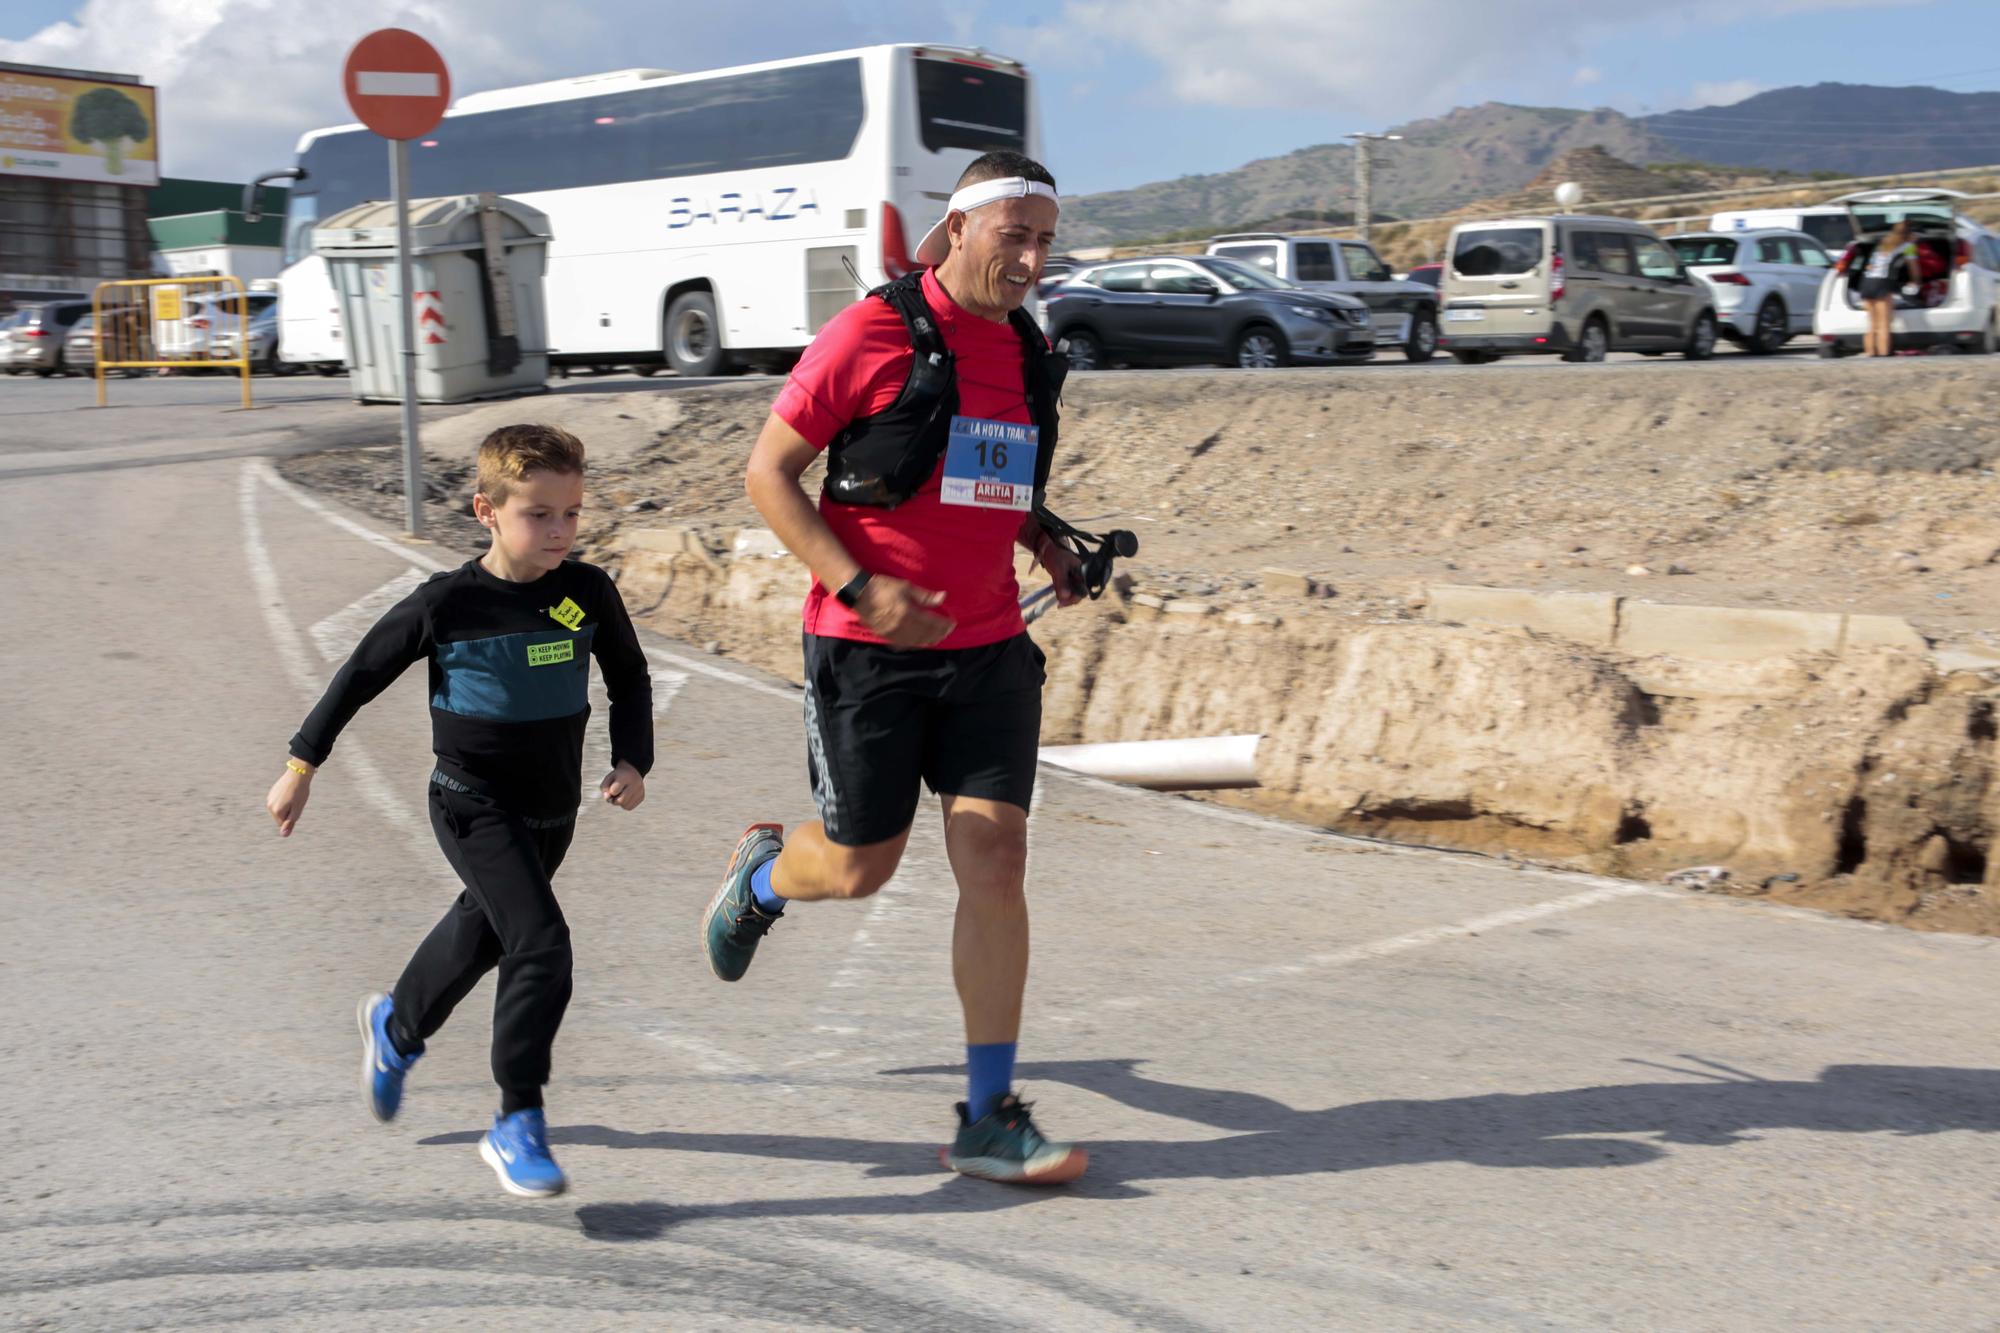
[1709, 206, 1856, 255]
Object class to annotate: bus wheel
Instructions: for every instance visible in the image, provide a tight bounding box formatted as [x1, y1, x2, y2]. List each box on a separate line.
[666, 292, 728, 377]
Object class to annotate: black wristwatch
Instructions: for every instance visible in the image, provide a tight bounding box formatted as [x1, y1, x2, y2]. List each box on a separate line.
[835, 569, 874, 608]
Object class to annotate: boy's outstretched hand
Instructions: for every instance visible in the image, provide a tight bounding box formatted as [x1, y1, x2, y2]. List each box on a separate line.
[266, 761, 314, 837]
[601, 761, 645, 811]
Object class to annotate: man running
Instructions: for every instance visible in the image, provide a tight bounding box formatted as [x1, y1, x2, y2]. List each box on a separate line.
[700, 149, 1088, 1184]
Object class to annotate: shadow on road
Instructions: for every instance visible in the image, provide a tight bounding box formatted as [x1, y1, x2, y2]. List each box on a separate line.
[419, 1057, 2000, 1238]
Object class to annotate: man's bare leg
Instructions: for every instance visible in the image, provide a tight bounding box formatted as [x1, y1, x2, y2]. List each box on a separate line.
[936, 792, 1085, 1181]
[941, 795, 1030, 1044]
[769, 821, 909, 902]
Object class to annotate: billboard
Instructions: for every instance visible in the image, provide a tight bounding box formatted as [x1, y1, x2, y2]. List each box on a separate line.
[0, 70, 159, 187]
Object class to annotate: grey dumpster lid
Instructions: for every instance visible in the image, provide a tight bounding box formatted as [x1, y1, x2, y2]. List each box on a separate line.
[311, 194, 551, 257]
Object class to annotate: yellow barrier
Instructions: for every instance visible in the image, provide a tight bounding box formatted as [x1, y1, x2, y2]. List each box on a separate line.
[92, 275, 254, 410]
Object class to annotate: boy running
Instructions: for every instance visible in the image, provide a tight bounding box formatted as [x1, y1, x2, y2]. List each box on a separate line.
[264, 423, 652, 1198]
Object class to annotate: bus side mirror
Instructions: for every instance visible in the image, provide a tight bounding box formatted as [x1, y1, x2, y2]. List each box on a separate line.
[243, 167, 305, 224]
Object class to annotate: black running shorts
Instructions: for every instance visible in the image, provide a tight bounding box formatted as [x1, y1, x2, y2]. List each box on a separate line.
[801, 631, 1046, 847]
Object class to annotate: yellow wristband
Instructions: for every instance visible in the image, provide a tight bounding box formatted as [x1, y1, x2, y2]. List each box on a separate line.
[286, 759, 312, 778]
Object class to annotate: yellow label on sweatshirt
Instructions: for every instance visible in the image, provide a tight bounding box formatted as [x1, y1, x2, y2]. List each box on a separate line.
[548, 597, 585, 630]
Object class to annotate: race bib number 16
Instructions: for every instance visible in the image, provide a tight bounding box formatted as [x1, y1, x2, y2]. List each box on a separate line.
[941, 415, 1038, 511]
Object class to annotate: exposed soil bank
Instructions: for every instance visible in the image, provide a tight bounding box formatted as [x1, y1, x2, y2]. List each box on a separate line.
[279, 358, 2000, 931]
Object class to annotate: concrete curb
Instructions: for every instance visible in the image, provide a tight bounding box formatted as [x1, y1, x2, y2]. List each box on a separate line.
[1427, 583, 1950, 665]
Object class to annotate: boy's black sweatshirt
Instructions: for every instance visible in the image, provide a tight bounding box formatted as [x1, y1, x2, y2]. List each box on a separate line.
[290, 557, 652, 818]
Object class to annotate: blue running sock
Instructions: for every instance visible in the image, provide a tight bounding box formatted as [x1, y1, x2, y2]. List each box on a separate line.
[967, 1042, 1017, 1122]
[750, 858, 786, 915]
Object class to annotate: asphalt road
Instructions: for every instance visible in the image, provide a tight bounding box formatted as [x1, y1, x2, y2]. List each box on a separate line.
[4, 372, 1998, 1330]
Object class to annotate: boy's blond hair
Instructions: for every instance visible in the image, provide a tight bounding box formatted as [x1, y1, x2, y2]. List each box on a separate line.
[476, 424, 587, 505]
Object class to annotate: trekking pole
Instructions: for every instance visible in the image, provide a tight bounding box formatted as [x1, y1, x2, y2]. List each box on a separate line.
[1020, 522, 1138, 625]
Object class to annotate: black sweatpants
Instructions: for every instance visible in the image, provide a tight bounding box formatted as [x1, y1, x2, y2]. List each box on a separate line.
[389, 781, 575, 1114]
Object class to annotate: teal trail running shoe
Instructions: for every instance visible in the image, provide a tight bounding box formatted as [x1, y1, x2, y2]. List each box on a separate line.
[703, 823, 785, 982]
[941, 1093, 1089, 1184]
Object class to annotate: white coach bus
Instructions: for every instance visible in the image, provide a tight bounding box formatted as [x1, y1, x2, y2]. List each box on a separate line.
[261, 44, 1040, 376]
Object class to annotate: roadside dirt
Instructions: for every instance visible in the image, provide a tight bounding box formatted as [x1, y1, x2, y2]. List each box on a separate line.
[280, 356, 2000, 932]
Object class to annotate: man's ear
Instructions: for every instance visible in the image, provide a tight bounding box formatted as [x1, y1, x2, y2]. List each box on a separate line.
[946, 209, 969, 253]
[472, 492, 498, 529]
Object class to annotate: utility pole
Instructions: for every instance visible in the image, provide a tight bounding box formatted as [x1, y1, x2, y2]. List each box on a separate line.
[1346, 131, 1402, 243]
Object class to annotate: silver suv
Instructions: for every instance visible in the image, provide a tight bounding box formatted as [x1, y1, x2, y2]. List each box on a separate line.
[8, 299, 93, 376]
[1439, 215, 1718, 363]
[1205, 233, 1438, 360]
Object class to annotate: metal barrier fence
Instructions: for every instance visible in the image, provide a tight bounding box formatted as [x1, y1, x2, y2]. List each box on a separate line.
[91, 275, 253, 409]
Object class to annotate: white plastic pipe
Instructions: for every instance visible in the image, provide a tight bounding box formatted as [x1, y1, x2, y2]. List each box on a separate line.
[1038, 734, 1262, 791]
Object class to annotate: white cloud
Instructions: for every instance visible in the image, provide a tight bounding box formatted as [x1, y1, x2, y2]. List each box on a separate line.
[1689, 79, 1769, 107]
[1047, 0, 1933, 116]
[1574, 66, 1604, 87]
[0, 0, 981, 179]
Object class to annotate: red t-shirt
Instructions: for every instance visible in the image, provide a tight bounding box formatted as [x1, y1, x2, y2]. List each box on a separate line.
[774, 268, 1034, 650]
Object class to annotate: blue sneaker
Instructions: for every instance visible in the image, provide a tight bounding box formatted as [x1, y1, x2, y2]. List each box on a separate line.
[479, 1108, 567, 1198]
[702, 823, 785, 982]
[356, 992, 420, 1123]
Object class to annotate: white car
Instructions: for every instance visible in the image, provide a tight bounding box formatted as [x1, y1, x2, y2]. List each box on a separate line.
[156, 290, 278, 362]
[0, 309, 34, 373]
[1813, 188, 2000, 357]
[1668, 229, 1832, 354]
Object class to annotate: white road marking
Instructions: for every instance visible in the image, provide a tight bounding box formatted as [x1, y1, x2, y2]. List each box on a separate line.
[240, 465, 328, 699]
[238, 462, 426, 840]
[1036, 762, 1661, 897]
[258, 462, 453, 573]
[649, 665, 689, 711]
[645, 645, 798, 701]
[309, 568, 428, 663]
[580, 669, 687, 808]
[1102, 883, 1666, 1010]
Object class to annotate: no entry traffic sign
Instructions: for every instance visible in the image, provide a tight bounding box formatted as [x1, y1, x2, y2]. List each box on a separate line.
[342, 28, 451, 141]
[340, 27, 453, 538]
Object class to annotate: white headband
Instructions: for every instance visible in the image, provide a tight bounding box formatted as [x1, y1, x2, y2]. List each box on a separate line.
[915, 176, 1060, 266]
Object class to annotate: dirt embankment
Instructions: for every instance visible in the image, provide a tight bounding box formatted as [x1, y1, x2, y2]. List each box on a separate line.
[280, 358, 2000, 932]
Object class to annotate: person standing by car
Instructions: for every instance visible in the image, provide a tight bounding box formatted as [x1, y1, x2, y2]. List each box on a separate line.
[1860, 220, 1919, 357]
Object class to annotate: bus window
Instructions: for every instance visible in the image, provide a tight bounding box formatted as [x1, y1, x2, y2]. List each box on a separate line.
[914, 59, 1027, 154]
[297, 60, 868, 215]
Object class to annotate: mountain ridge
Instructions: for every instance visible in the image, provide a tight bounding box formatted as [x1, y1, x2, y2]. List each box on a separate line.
[1061, 83, 2000, 246]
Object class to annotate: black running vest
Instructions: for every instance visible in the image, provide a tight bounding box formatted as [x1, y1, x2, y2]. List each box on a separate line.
[822, 272, 1068, 510]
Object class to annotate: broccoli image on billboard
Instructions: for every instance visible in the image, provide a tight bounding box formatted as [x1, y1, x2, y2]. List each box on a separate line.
[68, 85, 151, 176]
[0, 70, 159, 186]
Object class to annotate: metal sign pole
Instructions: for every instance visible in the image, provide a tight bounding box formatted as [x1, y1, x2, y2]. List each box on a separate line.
[390, 136, 424, 537]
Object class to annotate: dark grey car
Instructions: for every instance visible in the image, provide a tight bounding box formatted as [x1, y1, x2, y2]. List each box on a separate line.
[1043, 255, 1374, 370]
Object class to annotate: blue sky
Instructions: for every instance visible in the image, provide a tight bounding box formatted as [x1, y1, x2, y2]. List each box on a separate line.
[4, 0, 1998, 195]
